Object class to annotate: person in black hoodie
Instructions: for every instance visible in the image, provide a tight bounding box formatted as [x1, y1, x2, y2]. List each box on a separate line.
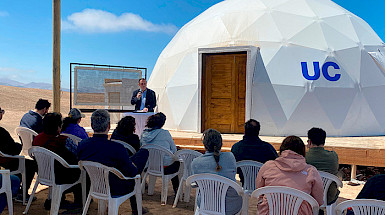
[231, 119, 278, 185]
[0, 106, 37, 202]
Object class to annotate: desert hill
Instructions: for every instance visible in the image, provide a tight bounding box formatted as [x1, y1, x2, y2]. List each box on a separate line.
[0, 85, 89, 140]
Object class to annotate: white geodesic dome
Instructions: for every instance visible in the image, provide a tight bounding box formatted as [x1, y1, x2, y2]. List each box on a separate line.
[148, 0, 385, 136]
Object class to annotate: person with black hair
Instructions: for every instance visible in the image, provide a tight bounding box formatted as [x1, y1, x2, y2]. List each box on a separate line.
[20, 98, 51, 134]
[191, 129, 242, 215]
[62, 108, 88, 140]
[231, 119, 278, 185]
[32, 112, 82, 210]
[140, 112, 180, 195]
[256, 136, 324, 215]
[305, 127, 339, 205]
[111, 116, 140, 152]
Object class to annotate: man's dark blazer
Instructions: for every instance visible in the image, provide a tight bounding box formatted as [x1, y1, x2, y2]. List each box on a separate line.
[131, 88, 157, 112]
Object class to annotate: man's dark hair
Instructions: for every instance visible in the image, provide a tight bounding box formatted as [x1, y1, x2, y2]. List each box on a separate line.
[308, 127, 326, 146]
[35, 99, 51, 110]
[279, 135, 306, 157]
[244, 119, 260, 136]
[43, 112, 62, 135]
[138, 78, 146, 83]
[116, 116, 136, 135]
[146, 112, 166, 129]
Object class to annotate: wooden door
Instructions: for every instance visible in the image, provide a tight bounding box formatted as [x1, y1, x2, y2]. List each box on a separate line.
[202, 52, 246, 134]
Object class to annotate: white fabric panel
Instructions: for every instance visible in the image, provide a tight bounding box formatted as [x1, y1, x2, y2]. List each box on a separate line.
[369, 51, 385, 73]
[165, 84, 197, 126]
[178, 91, 199, 131]
[272, 84, 306, 120]
[322, 15, 360, 43]
[148, 0, 385, 136]
[334, 47, 361, 82]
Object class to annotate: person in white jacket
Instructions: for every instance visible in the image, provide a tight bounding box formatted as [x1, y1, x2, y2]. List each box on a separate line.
[140, 112, 179, 194]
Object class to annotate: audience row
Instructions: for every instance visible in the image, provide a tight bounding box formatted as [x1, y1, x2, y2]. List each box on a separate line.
[0, 98, 383, 214]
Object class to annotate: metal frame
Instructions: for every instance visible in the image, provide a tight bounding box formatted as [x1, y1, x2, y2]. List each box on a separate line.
[69, 63, 147, 112]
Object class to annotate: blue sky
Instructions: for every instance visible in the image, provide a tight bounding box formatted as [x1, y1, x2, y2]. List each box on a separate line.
[0, 0, 384, 88]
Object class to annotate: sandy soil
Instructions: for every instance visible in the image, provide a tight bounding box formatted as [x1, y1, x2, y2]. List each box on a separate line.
[0, 85, 364, 214]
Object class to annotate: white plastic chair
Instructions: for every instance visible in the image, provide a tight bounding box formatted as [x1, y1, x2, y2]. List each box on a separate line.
[0, 170, 13, 215]
[15, 127, 38, 159]
[23, 147, 86, 215]
[79, 161, 142, 215]
[173, 149, 202, 207]
[0, 151, 26, 205]
[251, 186, 319, 215]
[236, 160, 263, 215]
[335, 199, 385, 215]
[110, 139, 137, 155]
[319, 171, 343, 215]
[61, 133, 83, 145]
[186, 173, 245, 215]
[140, 145, 184, 205]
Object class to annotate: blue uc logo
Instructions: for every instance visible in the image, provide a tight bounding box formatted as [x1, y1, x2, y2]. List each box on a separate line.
[301, 61, 341, 81]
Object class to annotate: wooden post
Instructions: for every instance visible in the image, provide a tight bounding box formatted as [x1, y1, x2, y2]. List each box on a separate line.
[53, 0, 61, 112]
[351, 164, 357, 180]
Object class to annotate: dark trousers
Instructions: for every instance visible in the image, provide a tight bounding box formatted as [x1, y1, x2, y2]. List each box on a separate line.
[109, 148, 149, 212]
[55, 165, 82, 204]
[164, 161, 180, 192]
[2, 158, 37, 196]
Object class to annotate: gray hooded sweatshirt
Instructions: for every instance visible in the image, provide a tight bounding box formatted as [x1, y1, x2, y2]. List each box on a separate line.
[140, 128, 177, 166]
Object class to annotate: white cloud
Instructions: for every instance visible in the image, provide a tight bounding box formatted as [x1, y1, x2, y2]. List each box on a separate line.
[0, 11, 9, 17]
[62, 9, 178, 34]
[0, 67, 37, 81]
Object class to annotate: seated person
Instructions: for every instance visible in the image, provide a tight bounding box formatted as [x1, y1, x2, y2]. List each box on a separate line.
[231, 119, 278, 184]
[0, 174, 20, 214]
[32, 112, 82, 209]
[0, 107, 37, 202]
[256, 136, 324, 215]
[344, 174, 385, 215]
[305, 127, 339, 206]
[20, 99, 51, 134]
[140, 112, 179, 195]
[110, 116, 140, 153]
[191, 129, 242, 215]
[357, 174, 385, 200]
[61, 108, 88, 140]
[78, 109, 149, 215]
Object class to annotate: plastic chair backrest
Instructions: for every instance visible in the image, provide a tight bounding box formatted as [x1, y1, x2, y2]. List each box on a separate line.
[186, 173, 244, 215]
[110, 139, 137, 155]
[251, 186, 319, 215]
[28, 146, 71, 186]
[175, 149, 202, 179]
[319, 171, 343, 207]
[61, 133, 82, 145]
[142, 144, 176, 176]
[79, 161, 127, 200]
[335, 199, 385, 215]
[15, 127, 38, 157]
[236, 160, 263, 192]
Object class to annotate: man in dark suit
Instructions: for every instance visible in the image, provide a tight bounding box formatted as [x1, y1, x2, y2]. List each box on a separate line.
[131, 78, 156, 112]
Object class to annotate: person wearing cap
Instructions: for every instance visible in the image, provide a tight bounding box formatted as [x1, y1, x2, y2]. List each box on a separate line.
[62, 108, 88, 140]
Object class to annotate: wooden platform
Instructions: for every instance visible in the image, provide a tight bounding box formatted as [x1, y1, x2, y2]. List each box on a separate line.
[170, 131, 385, 168]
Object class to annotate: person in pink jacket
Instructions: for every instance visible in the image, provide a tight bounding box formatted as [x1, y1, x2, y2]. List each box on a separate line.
[255, 135, 324, 215]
